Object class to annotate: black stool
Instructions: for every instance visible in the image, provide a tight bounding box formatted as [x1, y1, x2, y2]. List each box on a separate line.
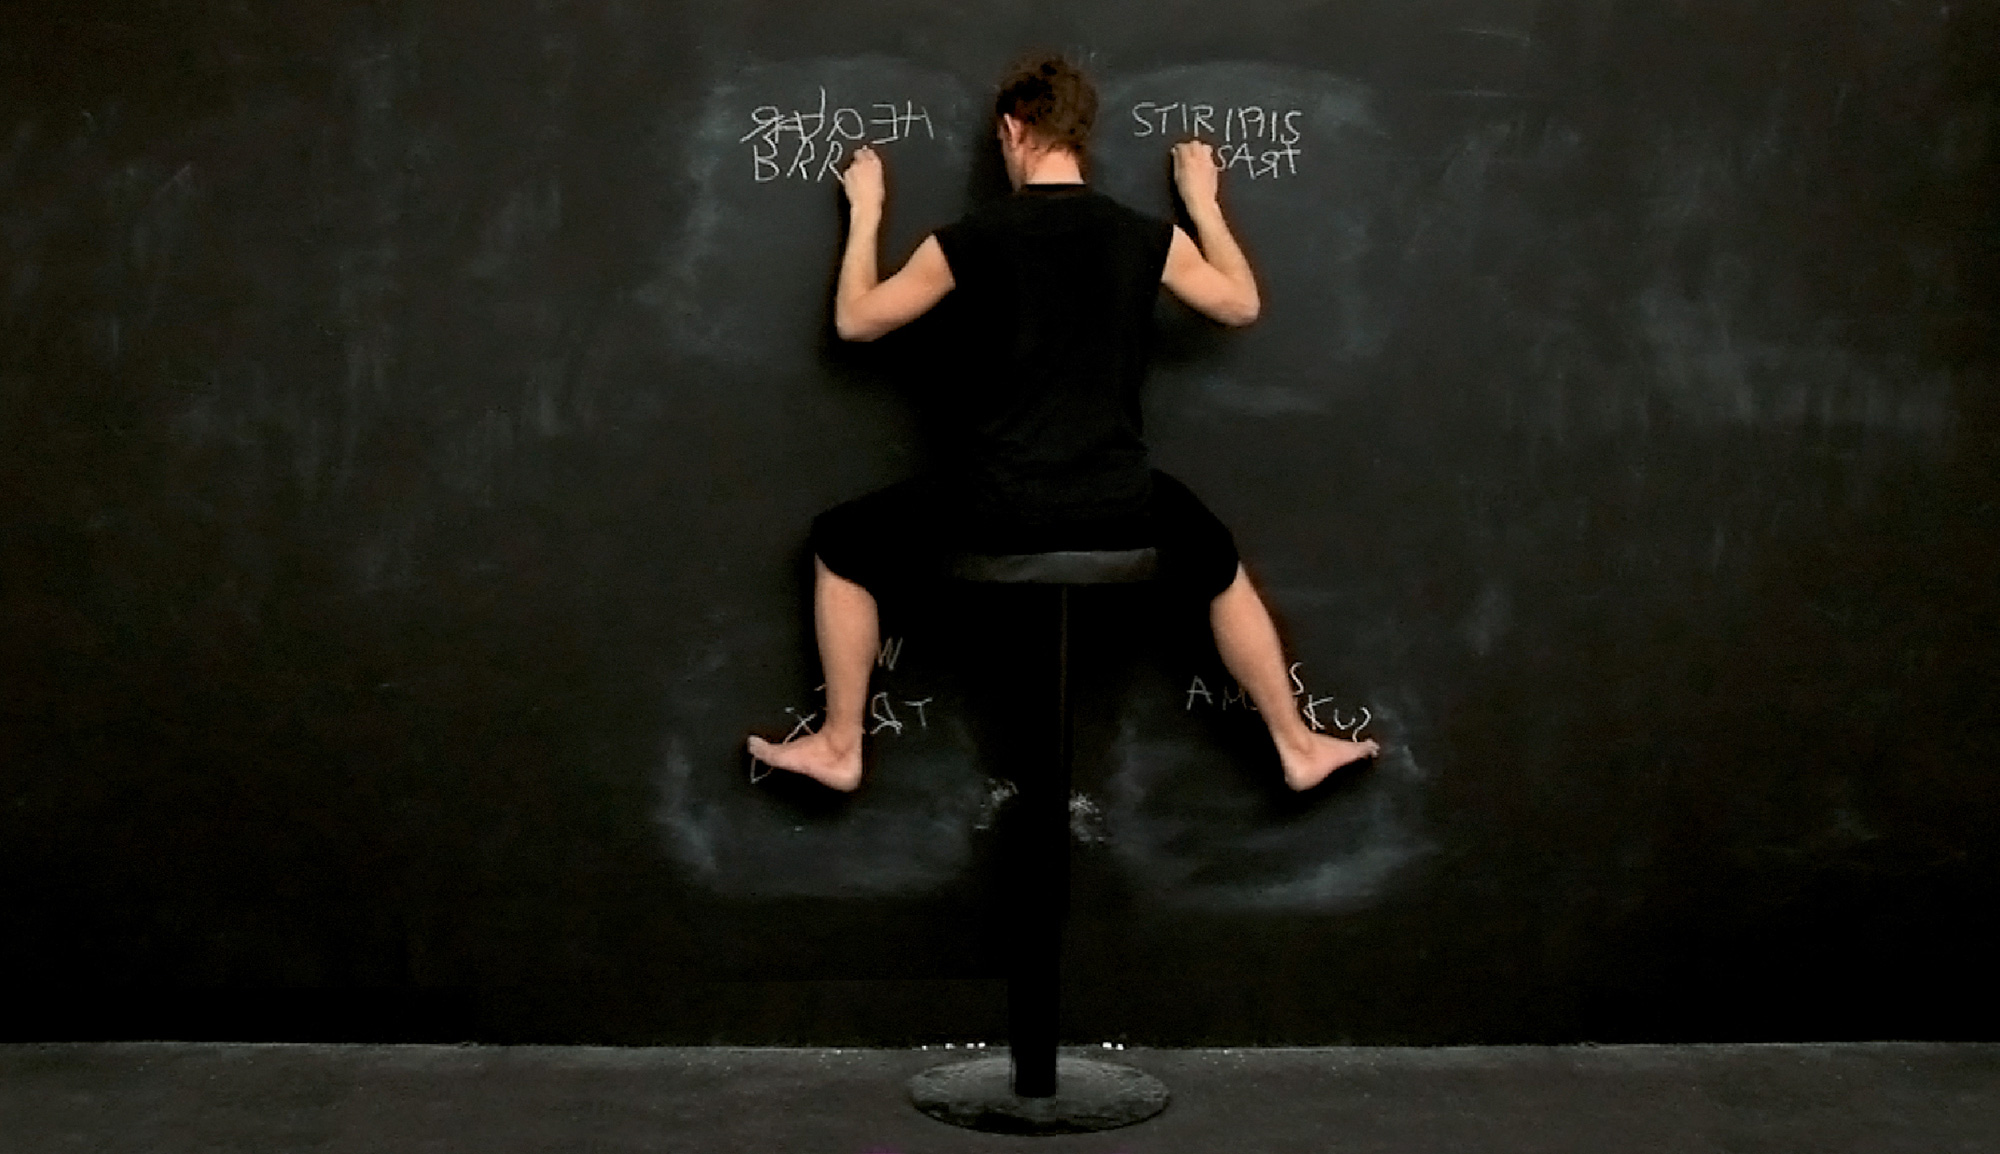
[906, 548, 1171, 1135]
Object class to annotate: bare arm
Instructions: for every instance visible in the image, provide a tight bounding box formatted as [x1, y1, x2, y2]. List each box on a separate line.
[834, 146, 955, 342]
[1160, 141, 1260, 326]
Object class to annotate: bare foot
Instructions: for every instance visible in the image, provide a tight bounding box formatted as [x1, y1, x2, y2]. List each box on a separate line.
[1278, 732, 1381, 791]
[747, 729, 863, 792]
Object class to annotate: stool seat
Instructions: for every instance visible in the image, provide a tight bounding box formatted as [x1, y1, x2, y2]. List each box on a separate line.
[951, 548, 1158, 586]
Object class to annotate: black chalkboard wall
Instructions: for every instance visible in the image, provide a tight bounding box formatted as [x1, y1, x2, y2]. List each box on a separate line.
[2, 0, 1994, 1045]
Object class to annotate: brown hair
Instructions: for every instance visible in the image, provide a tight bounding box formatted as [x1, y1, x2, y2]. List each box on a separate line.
[993, 55, 1097, 157]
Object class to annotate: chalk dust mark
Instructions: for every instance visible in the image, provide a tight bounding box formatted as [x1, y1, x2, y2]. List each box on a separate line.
[972, 778, 1018, 831]
[1107, 695, 1432, 912]
[1069, 793, 1109, 845]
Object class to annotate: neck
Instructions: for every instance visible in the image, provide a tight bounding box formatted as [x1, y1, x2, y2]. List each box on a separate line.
[1020, 147, 1084, 186]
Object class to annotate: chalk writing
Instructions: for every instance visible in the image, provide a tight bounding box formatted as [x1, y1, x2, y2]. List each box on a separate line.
[783, 707, 819, 742]
[1185, 661, 1372, 740]
[877, 636, 904, 671]
[1127, 99, 1305, 179]
[867, 691, 901, 734]
[741, 88, 935, 183]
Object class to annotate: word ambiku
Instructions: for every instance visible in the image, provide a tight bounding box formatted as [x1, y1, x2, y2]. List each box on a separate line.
[740, 88, 935, 183]
[750, 637, 928, 783]
[1128, 100, 1304, 179]
[1185, 662, 1372, 739]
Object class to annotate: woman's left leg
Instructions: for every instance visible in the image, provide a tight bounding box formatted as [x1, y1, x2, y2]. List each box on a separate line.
[1208, 566, 1379, 789]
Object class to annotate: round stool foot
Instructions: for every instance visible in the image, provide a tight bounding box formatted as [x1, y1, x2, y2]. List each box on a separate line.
[908, 1055, 1169, 1134]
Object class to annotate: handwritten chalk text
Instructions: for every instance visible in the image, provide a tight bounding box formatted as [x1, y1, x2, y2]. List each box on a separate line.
[741, 88, 936, 183]
[1186, 662, 1372, 739]
[1127, 99, 1305, 179]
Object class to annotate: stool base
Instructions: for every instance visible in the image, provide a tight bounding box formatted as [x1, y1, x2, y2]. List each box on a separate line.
[908, 1055, 1169, 1134]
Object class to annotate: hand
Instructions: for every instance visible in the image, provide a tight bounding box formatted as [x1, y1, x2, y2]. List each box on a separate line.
[841, 145, 886, 217]
[1172, 140, 1220, 210]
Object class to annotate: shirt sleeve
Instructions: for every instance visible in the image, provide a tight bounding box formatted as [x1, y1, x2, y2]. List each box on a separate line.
[933, 215, 980, 288]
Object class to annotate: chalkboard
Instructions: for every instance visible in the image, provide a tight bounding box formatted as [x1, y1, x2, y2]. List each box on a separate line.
[1, 0, 1995, 1045]
[657, 55, 1428, 909]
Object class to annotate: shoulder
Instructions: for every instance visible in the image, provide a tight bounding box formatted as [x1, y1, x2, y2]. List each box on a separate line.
[1085, 192, 1174, 264]
[1081, 191, 1172, 241]
[936, 197, 1011, 257]
[934, 208, 986, 274]
[945, 195, 1020, 235]
[1079, 189, 1162, 221]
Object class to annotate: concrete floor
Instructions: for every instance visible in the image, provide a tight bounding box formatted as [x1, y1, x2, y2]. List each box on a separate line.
[2, 1042, 1995, 1152]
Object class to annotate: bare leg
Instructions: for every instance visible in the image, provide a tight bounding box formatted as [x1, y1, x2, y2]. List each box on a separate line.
[1210, 565, 1379, 790]
[746, 556, 874, 790]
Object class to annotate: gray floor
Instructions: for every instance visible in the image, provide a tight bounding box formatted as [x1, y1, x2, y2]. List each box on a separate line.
[2, 1042, 1995, 1152]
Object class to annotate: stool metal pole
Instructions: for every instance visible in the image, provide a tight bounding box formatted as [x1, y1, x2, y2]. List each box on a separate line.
[910, 550, 1169, 1134]
[1009, 584, 1071, 1098]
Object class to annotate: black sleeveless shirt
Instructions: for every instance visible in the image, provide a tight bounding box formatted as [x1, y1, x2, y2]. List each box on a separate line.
[934, 185, 1175, 527]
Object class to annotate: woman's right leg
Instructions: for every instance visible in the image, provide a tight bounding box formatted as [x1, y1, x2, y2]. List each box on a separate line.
[746, 478, 940, 790]
[746, 555, 875, 790]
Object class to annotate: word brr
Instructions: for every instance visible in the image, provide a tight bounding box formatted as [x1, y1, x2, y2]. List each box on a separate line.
[740, 88, 935, 183]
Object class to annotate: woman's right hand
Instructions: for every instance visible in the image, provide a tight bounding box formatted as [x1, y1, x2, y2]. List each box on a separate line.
[841, 145, 886, 218]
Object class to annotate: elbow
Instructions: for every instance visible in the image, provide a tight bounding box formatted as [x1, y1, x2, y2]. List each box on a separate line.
[834, 309, 881, 343]
[1224, 292, 1260, 327]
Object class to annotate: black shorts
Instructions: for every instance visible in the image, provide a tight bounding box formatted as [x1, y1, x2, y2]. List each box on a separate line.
[810, 469, 1241, 604]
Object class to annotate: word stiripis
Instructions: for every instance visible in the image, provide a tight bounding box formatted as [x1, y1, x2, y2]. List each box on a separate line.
[1128, 100, 1305, 179]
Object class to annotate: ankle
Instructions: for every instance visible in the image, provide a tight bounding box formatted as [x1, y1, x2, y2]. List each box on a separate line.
[818, 721, 864, 751]
[1272, 724, 1319, 759]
